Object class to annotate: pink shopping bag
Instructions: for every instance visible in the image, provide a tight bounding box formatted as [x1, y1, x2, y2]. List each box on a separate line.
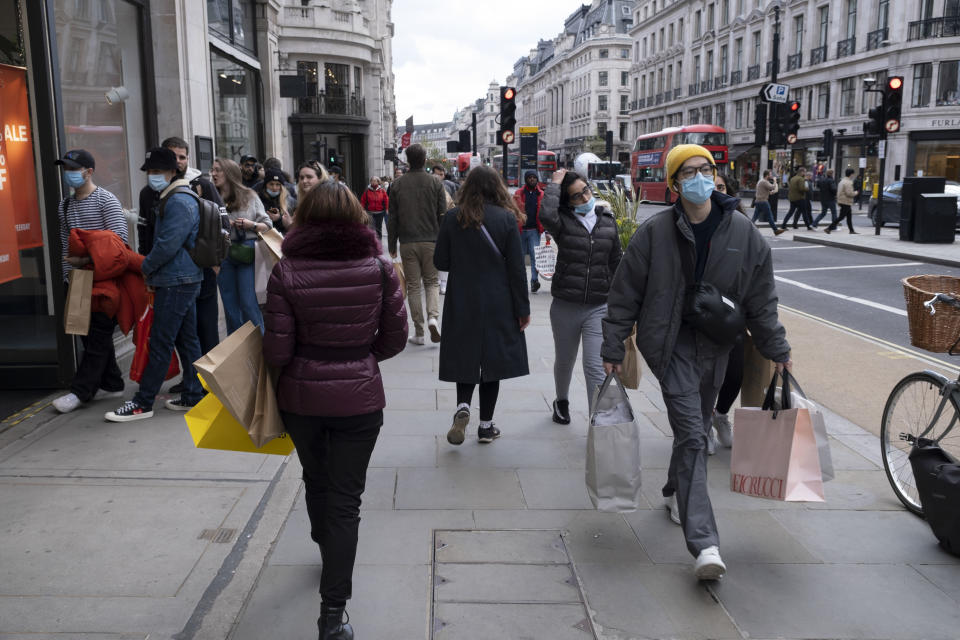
[730, 371, 825, 502]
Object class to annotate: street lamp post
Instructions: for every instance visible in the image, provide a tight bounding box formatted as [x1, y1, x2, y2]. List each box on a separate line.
[864, 78, 886, 235]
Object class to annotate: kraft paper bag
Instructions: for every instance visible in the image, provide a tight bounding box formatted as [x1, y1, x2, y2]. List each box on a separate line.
[731, 372, 825, 502]
[185, 386, 293, 456]
[740, 331, 775, 407]
[392, 257, 406, 298]
[258, 228, 284, 262]
[586, 373, 642, 512]
[781, 371, 835, 482]
[620, 326, 642, 390]
[249, 363, 284, 448]
[254, 239, 278, 305]
[64, 268, 94, 335]
[193, 322, 261, 429]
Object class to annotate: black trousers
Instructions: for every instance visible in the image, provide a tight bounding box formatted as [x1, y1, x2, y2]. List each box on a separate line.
[782, 199, 812, 228]
[715, 334, 745, 415]
[830, 204, 856, 232]
[196, 268, 220, 355]
[456, 381, 500, 421]
[369, 212, 385, 239]
[282, 409, 383, 607]
[70, 311, 124, 402]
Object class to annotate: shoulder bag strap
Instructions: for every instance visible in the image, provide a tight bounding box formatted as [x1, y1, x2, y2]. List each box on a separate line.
[479, 223, 505, 260]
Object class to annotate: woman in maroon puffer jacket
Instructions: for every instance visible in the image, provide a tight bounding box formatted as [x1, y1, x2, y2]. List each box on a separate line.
[263, 181, 407, 639]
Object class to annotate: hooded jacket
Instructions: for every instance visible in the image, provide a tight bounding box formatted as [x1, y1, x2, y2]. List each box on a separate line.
[360, 185, 389, 212]
[600, 192, 790, 379]
[263, 221, 408, 417]
[512, 182, 545, 234]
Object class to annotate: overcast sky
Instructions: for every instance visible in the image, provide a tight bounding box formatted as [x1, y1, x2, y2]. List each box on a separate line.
[392, 0, 588, 129]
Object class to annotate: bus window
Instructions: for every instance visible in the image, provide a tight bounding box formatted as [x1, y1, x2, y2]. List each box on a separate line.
[674, 132, 727, 146]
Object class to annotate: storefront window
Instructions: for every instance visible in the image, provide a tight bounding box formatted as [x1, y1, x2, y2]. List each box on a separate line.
[211, 48, 260, 161]
[55, 0, 146, 208]
[937, 61, 960, 106]
[207, 0, 256, 54]
[914, 140, 960, 182]
[840, 78, 856, 116]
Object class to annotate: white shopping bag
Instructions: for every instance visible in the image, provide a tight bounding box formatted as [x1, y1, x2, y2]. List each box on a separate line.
[254, 238, 280, 305]
[534, 234, 557, 280]
[586, 373, 642, 512]
[781, 371, 835, 482]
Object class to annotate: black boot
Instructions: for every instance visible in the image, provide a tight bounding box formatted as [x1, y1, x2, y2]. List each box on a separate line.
[318, 605, 354, 640]
[552, 399, 571, 424]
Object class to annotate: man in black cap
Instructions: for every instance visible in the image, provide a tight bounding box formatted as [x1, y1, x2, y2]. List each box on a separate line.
[240, 155, 260, 189]
[329, 165, 344, 183]
[106, 147, 204, 422]
[51, 149, 129, 414]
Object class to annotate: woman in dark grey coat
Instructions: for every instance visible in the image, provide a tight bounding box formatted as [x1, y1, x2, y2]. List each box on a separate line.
[434, 166, 531, 446]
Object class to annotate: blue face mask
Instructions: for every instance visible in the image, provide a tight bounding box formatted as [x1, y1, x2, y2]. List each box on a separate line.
[148, 174, 171, 192]
[573, 196, 596, 215]
[680, 173, 715, 205]
[266, 188, 281, 198]
[64, 170, 85, 188]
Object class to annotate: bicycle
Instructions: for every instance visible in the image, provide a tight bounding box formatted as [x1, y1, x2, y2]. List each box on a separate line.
[880, 291, 960, 515]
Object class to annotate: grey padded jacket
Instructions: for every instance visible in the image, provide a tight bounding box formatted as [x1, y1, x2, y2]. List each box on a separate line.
[600, 192, 791, 380]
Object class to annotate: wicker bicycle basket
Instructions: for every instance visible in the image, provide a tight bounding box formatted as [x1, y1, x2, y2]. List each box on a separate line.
[902, 275, 960, 353]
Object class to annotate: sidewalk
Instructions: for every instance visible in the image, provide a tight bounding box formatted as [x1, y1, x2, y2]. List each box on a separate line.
[2, 266, 959, 639]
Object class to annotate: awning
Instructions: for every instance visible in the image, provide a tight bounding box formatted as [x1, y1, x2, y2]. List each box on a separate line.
[728, 143, 759, 159]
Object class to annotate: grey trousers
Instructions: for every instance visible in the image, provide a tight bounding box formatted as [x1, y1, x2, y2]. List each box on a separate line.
[660, 326, 729, 557]
[550, 298, 607, 410]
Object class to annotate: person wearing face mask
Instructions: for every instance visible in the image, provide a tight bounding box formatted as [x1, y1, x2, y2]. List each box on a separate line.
[258, 168, 297, 234]
[539, 168, 622, 424]
[51, 149, 129, 414]
[106, 147, 205, 422]
[600, 144, 793, 581]
[359, 176, 389, 240]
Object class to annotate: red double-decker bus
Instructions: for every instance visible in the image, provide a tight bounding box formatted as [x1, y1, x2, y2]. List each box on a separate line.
[492, 150, 558, 186]
[631, 125, 728, 204]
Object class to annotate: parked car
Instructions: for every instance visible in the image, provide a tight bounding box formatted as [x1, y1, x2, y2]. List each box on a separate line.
[869, 180, 960, 228]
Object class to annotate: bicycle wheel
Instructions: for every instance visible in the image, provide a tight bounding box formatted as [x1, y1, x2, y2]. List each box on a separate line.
[880, 372, 959, 515]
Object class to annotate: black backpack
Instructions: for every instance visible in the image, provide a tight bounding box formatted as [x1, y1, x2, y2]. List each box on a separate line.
[160, 186, 230, 268]
[909, 439, 960, 557]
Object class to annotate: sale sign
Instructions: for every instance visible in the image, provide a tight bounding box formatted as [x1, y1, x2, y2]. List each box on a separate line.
[0, 63, 44, 250]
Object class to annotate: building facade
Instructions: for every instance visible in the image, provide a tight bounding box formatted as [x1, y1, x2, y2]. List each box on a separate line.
[0, 0, 395, 387]
[628, 0, 960, 192]
[511, 0, 637, 166]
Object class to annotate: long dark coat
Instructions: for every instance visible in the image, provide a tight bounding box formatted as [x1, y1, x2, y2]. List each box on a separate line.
[434, 204, 530, 384]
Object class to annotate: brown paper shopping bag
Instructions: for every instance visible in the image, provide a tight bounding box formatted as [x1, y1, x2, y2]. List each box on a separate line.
[730, 372, 825, 502]
[64, 268, 94, 335]
[620, 326, 642, 390]
[249, 363, 284, 448]
[740, 332, 775, 407]
[193, 322, 262, 429]
[258, 228, 284, 262]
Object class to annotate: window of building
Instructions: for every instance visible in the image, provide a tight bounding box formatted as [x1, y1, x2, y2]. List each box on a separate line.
[818, 6, 829, 47]
[598, 95, 608, 111]
[753, 30, 761, 63]
[737, 0, 744, 14]
[707, 50, 714, 80]
[734, 37, 743, 71]
[620, 122, 628, 141]
[621, 48, 630, 58]
[642, 37, 648, 56]
[207, 0, 257, 53]
[599, 71, 608, 87]
[599, 49, 609, 58]
[667, 64, 674, 89]
[913, 62, 933, 107]
[703, 105, 712, 124]
[669, 23, 675, 45]
[677, 61, 683, 86]
[598, 122, 608, 137]
[354, 66, 362, 96]
[920, 0, 934, 20]
[840, 77, 856, 115]
[720, 45, 728, 78]
[694, 55, 701, 82]
[715, 103, 725, 127]
[695, 11, 702, 37]
[794, 15, 804, 55]
[621, 71, 629, 86]
[862, 70, 886, 112]
[877, 0, 889, 30]
[707, 3, 715, 30]
[211, 48, 261, 161]
[735, 100, 744, 128]
[658, 68, 664, 92]
[297, 60, 318, 112]
[817, 82, 830, 118]
[721, 0, 729, 25]
[659, 28, 665, 50]
[846, 0, 857, 40]
[937, 60, 960, 106]
[621, 94, 629, 112]
[679, 17, 684, 40]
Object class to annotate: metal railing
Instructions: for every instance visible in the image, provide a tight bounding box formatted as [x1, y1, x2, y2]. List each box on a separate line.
[908, 16, 960, 40]
[296, 91, 366, 117]
[837, 36, 856, 58]
[689, 82, 700, 96]
[765, 61, 775, 77]
[714, 75, 726, 89]
[787, 53, 802, 71]
[730, 70, 742, 85]
[673, 87, 682, 99]
[810, 45, 827, 65]
[747, 64, 760, 80]
[867, 27, 889, 50]
[655, 93, 663, 105]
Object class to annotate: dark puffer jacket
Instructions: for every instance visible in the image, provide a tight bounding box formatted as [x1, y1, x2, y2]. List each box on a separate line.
[539, 182, 623, 305]
[263, 221, 408, 417]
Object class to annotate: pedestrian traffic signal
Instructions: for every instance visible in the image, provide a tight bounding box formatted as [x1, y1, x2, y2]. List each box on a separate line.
[822, 128, 834, 158]
[499, 86, 517, 145]
[866, 96, 885, 137]
[328, 148, 338, 166]
[754, 102, 767, 147]
[785, 101, 801, 144]
[768, 103, 784, 147]
[884, 76, 903, 133]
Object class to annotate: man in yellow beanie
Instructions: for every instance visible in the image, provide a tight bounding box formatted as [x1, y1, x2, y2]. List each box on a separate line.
[600, 144, 793, 581]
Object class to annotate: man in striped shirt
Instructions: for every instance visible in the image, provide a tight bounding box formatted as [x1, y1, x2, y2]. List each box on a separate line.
[52, 149, 129, 414]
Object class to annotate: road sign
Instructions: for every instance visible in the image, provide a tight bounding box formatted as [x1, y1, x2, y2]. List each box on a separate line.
[519, 126, 539, 134]
[519, 128, 539, 180]
[502, 130, 515, 144]
[761, 82, 790, 103]
[786, 133, 797, 144]
[885, 119, 900, 133]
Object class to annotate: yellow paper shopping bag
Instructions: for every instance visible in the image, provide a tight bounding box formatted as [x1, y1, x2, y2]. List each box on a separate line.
[184, 390, 294, 456]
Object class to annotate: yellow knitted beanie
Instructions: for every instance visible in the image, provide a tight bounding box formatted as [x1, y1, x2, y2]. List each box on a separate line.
[665, 144, 716, 192]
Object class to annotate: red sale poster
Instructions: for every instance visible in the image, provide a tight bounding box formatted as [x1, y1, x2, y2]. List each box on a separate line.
[0, 63, 43, 249]
[0, 158, 22, 284]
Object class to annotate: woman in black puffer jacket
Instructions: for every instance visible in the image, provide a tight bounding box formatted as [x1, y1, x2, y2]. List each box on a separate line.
[540, 169, 623, 422]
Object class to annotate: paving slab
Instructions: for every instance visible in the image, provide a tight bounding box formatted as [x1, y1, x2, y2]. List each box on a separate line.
[471, 509, 614, 531]
[435, 563, 580, 603]
[395, 467, 526, 509]
[383, 387, 437, 411]
[825, 435, 882, 470]
[437, 388, 550, 412]
[433, 602, 593, 640]
[771, 509, 960, 564]
[805, 469, 906, 511]
[576, 561, 742, 640]
[912, 564, 960, 603]
[714, 563, 960, 640]
[368, 434, 437, 468]
[437, 435, 580, 469]
[560, 511, 651, 565]
[516, 469, 595, 509]
[435, 530, 569, 564]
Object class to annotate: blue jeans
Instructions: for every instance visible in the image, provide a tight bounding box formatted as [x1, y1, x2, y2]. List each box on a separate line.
[219, 239, 263, 335]
[814, 200, 837, 227]
[751, 201, 777, 229]
[520, 228, 539, 283]
[133, 282, 203, 408]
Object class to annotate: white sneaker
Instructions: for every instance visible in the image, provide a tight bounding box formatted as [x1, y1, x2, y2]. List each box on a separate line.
[713, 413, 733, 448]
[664, 495, 681, 525]
[707, 427, 718, 456]
[694, 545, 726, 580]
[428, 318, 441, 343]
[52, 393, 82, 414]
[408, 335, 425, 346]
[94, 389, 125, 401]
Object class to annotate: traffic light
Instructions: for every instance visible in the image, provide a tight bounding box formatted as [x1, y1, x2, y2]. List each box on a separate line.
[328, 148, 338, 166]
[458, 129, 471, 152]
[754, 102, 767, 146]
[499, 86, 517, 144]
[866, 102, 884, 137]
[785, 101, 801, 144]
[768, 103, 784, 147]
[884, 76, 903, 134]
[822, 128, 834, 158]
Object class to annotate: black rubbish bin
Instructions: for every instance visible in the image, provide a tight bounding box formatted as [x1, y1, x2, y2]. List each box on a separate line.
[900, 177, 946, 241]
[913, 193, 957, 243]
